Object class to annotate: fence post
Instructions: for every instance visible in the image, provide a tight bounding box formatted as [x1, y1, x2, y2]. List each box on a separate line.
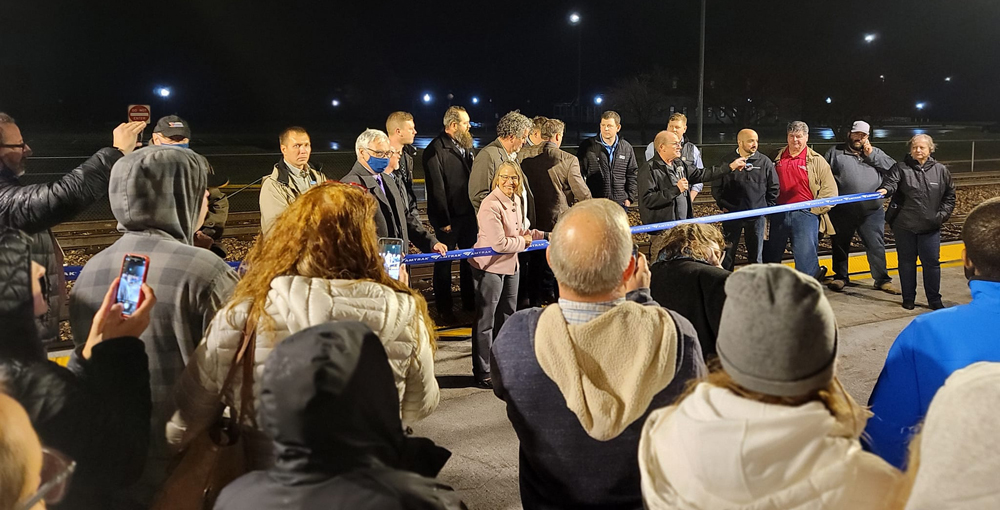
[970, 141, 976, 173]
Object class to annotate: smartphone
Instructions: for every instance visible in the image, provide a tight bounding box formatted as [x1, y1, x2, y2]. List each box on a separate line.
[378, 238, 404, 280]
[116, 254, 150, 316]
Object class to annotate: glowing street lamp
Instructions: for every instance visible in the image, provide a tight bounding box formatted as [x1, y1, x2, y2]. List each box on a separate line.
[945, 76, 952, 82]
[594, 95, 603, 105]
[471, 96, 480, 105]
[825, 97, 833, 104]
[569, 12, 581, 25]
[155, 87, 171, 98]
[331, 99, 340, 107]
[422, 93, 433, 104]
[864, 33, 877, 43]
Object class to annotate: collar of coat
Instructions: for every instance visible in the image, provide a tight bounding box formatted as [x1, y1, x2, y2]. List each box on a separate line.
[773, 146, 822, 165]
[273, 159, 324, 188]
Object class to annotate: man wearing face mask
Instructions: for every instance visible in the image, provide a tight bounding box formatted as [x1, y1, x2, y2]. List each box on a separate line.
[343, 129, 447, 258]
[259, 126, 327, 235]
[865, 197, 1000, 469]
[824, 121, 899, 294]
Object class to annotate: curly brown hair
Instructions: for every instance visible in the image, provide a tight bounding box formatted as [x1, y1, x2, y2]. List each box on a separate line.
[228, 181, 436, 347]
[651, 223, 725, 263]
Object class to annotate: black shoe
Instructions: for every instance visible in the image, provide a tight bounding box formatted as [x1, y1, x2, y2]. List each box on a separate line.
[813, 266, 828, 281]
[475, 378, 493, 390]
[902, 300, 916, 310]
[929, 301, 945, 310]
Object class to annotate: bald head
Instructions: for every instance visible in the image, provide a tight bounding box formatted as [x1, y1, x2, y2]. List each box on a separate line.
[548, 199, 634, 298]
[737, 129, 759, 157]
[0, 393, 42, 509]
[653, 130, 682, 163]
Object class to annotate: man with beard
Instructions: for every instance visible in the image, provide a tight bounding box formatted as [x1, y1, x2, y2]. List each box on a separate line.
[423, 106, 477, 319]
[386, 111, 419, 212]
[824, 121, 899, 294]
[0, 113, 145, 343]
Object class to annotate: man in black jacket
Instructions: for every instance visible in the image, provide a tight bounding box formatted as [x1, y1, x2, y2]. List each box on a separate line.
[0, 114, 144, 343]
[422, 106, 477, 317]
[639, 131, 745, 225]
[0, 227, 153, 510]
[342, 129, 446, 258]
[713, 129, 780, 270]
[577, 111, 639, 207]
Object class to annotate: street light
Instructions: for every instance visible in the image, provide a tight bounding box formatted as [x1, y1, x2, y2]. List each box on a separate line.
[825, 97, 833, 104]
[155, 87, 171, 98]
[471, 96, 480, 105]
[915, 102, 926, 110]
[864, 33, 877, 43]
[331, 99, 340, 107]
[594, 95, 603, 105]
[422, 93, 433, 104]
[569, 11, 582, 105]
[945, 76, 952, 82]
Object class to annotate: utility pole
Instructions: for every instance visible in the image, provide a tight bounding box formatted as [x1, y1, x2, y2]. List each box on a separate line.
[696, 0, 706, 145]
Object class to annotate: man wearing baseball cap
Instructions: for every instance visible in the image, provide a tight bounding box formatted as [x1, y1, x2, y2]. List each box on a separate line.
[824, 121, 899, 294]
[151, 115, 191, 147]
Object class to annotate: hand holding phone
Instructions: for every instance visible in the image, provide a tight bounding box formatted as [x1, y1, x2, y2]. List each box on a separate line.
[378, 238, 404, 280]
[116, 254, 150, 316]
[84, 277, 156, 359]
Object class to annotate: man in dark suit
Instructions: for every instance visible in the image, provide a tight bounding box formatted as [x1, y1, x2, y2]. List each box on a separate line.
[342, 129, 446, 265]
[422, 107, 478, 317]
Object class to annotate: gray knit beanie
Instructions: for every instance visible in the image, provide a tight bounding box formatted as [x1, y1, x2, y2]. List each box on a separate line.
[716, 264, 837, 397]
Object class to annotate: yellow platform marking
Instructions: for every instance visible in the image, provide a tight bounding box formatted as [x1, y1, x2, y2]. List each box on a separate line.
[779, 241, 965, 278]
[437, 327, 472, 337]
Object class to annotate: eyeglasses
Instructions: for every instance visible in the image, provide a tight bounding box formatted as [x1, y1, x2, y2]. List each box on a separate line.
[364, 148, 393, 158]
[0, 142, 30, 150]
[498, 174, 520, 182]
[15, 448, 77, 510]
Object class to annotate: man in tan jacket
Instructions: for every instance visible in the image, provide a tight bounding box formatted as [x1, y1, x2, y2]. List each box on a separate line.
[259, 127, 328, 234]
[762, 121, 838, 280]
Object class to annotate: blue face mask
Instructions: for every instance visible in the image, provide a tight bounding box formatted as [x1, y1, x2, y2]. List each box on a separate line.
[367, 156, 390, 173]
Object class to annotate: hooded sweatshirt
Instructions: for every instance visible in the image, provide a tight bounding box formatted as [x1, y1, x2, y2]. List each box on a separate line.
[68, 145, 239, 504]
[215, 321, 465, 510]
[491, 289, 706, 509]
[905, 362, 1000, 509]
[639, 383, 901, 510]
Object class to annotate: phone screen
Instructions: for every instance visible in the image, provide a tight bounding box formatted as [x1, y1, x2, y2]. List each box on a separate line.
[378, 238, 404, 280]
[116, 255, 148, 316]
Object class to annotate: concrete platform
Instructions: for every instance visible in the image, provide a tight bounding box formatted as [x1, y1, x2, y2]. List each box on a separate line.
[420, 264, 975, 510]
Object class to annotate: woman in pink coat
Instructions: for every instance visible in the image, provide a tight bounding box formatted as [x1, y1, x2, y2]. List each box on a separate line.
[469, 161, 547, 388]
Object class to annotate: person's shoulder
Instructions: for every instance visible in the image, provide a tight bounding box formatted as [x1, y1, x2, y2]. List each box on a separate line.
[494, 309, 541, 349]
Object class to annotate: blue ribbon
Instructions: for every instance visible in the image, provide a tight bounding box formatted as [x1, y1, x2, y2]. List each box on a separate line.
[62, 192, 882, 280]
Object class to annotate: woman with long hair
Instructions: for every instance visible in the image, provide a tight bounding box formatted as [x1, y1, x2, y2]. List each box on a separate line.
[469, 161, 547, 388]
[167, 182, 440, 461]
[639, 264, 901, 509]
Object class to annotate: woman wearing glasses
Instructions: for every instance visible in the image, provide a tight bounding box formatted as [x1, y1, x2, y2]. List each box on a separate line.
[469, 161, 548, 388]
[0, 396, 77, 510]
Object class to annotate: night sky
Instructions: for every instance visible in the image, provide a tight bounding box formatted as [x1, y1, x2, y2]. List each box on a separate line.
[3, 0, 999, 130]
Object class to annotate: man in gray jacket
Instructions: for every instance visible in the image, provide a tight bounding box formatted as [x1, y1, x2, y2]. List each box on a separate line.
[824, 121, 899, 294]
[468, 110, 534, 218]
[70, 145, 239, 505]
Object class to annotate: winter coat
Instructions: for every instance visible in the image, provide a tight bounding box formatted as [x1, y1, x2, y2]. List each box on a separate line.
[68, 145, 239, 504]
[468, 187, 546, 275]
[772, 146, 839, 235]
[713, 149, 780, 213]
[517, 141, 592, 231]
[468, 138, 536, 227]
[168, 275, 440, 454]
[491, 289, 707, 509]
[342, 161, 439, 253]
[259, 160, 328, 234]
[639, 383, 901, 510]
[578, 135, 639, 206]
[645, 139, 705, 194]
[0, 227, 151, 510]
[0, 147, 123, 341]
[422, 132, 476, 230]
[638, 153, 731, 225]
[215, 322, 466, 510]
[865, 279, 1000, 469]
[649, 257, 729, 360]
[904, 362, 1000, 510]
[882, 156, 956, 234]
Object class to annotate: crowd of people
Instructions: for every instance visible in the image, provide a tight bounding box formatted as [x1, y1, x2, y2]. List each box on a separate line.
[0, 104, 996, 510]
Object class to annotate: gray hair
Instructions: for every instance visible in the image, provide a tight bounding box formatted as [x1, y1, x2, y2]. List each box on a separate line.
[0, 113, 14, 144]
[909, 134, 937, 152]
[355, 128, 390, 154]
[443, 106, 467, 128]
[497, 111, 532, 139]
[787, 121, 809, 135]
[549, 199, 633, 296]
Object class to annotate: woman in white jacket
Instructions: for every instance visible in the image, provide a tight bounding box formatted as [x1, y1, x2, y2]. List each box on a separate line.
[167, 181, 439, 460]
[639, 264, 901, 510]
